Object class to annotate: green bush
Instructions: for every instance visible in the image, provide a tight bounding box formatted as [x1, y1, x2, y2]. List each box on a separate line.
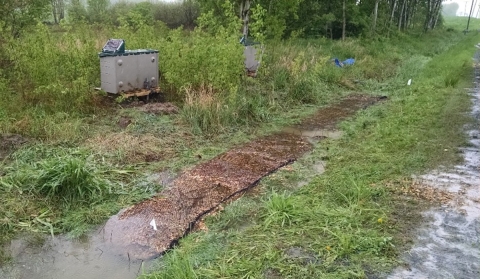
[5, 23, 99, 113]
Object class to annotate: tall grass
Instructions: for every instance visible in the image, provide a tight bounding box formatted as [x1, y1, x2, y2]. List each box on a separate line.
[0, 144, 164, 241]
[4, 23, 101, 112]
[1, 150, 109, 204]
[0, 15, 468, 139]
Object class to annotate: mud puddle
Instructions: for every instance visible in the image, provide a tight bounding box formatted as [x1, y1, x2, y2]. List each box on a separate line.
[0, 231, 152, 279]
[388, 56, 480, 279]
[1, 94, 385, 278]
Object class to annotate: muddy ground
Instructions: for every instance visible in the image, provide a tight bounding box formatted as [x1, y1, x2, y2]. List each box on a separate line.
[388, 56, 480, 279]
[0, 134, 28, 165]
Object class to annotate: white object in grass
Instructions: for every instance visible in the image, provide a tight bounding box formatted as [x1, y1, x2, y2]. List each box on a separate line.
[150, 219, 158, 231]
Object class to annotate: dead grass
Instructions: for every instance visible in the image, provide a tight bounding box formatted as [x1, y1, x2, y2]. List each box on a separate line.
[85, 132, 175, 164]
[184, 85, 217, 108]
[400, 180, 455, 204]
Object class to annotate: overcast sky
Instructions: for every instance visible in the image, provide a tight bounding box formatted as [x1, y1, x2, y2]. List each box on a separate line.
[444, 0, 480, 17]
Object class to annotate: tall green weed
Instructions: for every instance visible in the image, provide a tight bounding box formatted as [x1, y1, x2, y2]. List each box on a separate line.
[1, 150, 109, 204]
[5, 23, 99, 112]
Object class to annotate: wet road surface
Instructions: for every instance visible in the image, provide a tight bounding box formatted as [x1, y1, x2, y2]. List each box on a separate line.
[388, 53, 480, 279]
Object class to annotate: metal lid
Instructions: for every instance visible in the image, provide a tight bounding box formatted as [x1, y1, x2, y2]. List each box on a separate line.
[98, 39, 158, 57]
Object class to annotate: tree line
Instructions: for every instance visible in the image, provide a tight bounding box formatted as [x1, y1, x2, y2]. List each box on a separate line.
[0, 0, 447, 39]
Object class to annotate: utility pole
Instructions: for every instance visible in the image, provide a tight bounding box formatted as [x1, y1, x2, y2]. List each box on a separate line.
[467, 0, 477, 31]
[342, 0, 346, 40]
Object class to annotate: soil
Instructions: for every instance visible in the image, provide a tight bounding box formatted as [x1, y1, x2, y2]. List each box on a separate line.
[388, 56, 480, 279]
[117, 116, 132, 129]
[0, 133, 28, 162]
[137, 102, 179, 115]
[102, 94, 384, 260]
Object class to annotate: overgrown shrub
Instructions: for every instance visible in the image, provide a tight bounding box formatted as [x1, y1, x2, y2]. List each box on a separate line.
[4, 23, 100, 113]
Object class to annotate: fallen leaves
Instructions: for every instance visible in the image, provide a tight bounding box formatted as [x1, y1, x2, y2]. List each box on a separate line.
[400, 181, 455, 204]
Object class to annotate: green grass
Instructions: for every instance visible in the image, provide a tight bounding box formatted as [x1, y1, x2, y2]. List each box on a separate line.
[139, 32, 479, 278]
[443, 16, 480, 32]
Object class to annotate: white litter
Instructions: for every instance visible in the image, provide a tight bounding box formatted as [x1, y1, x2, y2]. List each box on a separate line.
[407, 79, 412, 86]
[150, 219, 158, 231]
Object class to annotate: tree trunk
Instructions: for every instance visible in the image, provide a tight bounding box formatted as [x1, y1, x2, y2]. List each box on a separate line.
[398, 0, 405, 30]
[424, 0, 442, 31]
[372, 0, 379, 32]
[240, 0, 251, 38]
[342, 0, 346, 40]
[409, 0, 418, 28]
[52, 0, 58, 24]
[432, 0, 442, 29]
[423, 0, 432, 32]
[390, 0, 398, 24]
[59, 0, 64, 21]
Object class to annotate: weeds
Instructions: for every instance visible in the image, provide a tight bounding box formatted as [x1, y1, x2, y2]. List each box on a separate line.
[263, 191, 296, 228]
[1, 149, 109, 204]
[35, 156, 108, 203]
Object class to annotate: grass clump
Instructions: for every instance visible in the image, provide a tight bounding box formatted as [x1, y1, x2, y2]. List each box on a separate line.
[1, 150, 109, 204]
[35, 156, 108, 203]
[262, 191, 296, 228]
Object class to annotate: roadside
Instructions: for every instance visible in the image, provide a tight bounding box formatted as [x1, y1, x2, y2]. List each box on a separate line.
[388, 51, 480, 279]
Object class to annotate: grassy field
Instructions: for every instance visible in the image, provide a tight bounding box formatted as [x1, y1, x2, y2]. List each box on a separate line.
[0, 16, 479, 277]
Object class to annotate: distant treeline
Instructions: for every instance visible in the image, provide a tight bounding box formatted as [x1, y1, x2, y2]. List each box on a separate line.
[66, 0, 199, 29]
[1, 0, 448, 40]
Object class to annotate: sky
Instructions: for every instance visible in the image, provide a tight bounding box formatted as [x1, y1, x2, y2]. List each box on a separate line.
[443, 0, 480, 17]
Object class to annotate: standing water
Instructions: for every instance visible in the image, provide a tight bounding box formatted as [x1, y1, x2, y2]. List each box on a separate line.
[0, 230, 151, 279]
[388, 52, 480, 279]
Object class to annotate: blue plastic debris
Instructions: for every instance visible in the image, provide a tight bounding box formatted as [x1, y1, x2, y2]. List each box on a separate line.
[334, 58, 355, 67]
[343, 58, 355, 65]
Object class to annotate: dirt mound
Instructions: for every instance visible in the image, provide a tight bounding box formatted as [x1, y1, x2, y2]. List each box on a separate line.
[296, 94, 385, 130]
[0, 133, 28, 149]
